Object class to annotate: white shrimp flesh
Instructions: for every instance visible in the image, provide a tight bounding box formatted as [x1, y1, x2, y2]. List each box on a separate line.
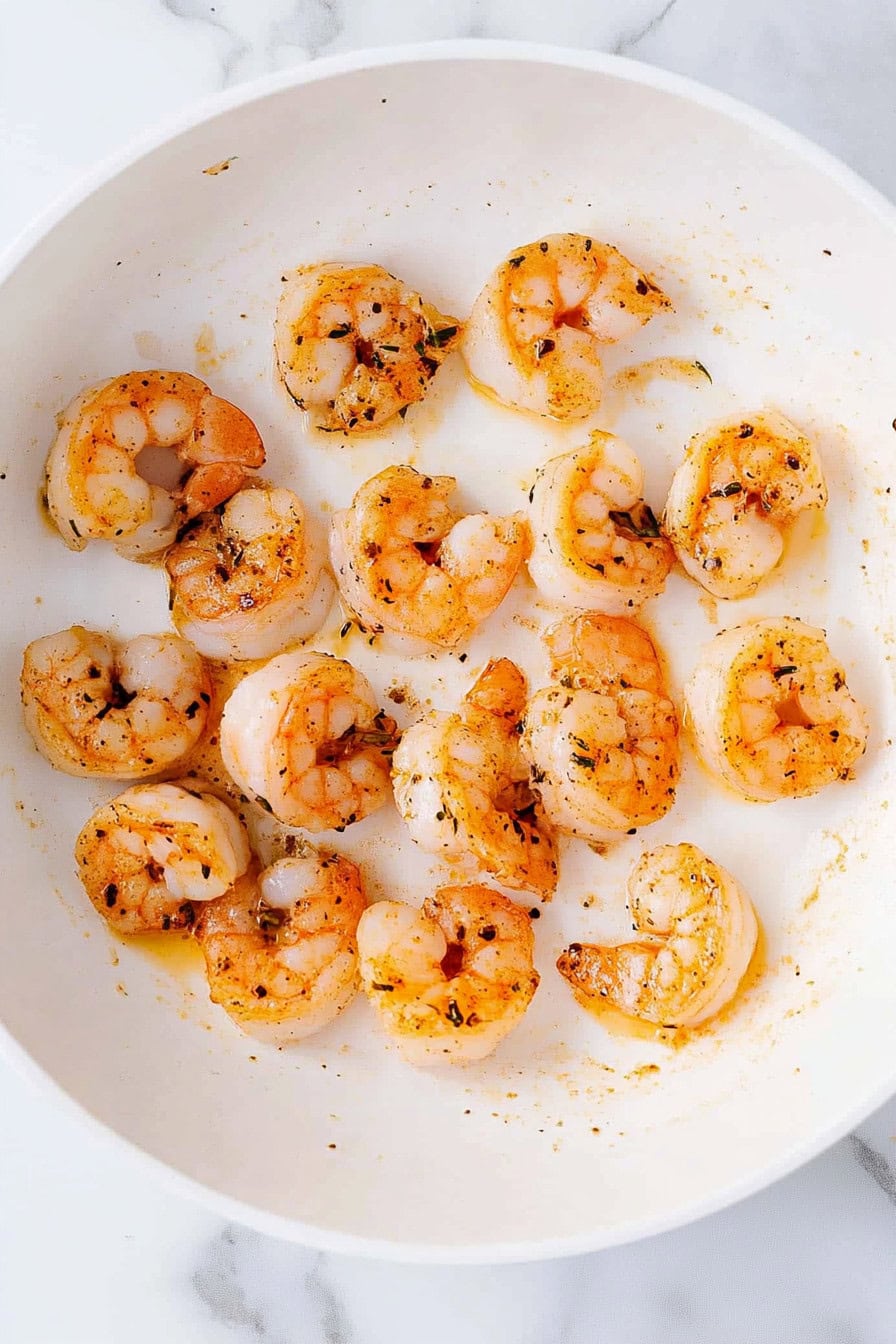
[21, 626, 210, 779]
[357, 884, 539, 1064]
[165, 484, 333, 660]
[45, 370, 265, 558]
[219, 649, 398, 831]
[558, 843, 759, 1028]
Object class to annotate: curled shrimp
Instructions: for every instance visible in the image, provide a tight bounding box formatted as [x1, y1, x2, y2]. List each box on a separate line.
[685, 617, 868, 801]
[557, 843, 759, 1028]
[392, 659, 558, 899]
[463, 233, 671, 419]
[21, 626, 211, 779]
[45, 371, 265, 558]
[521, 615, 680, 842]
[357, 884, 539, 1064]
[527, 432, 673, 613]
[275, 263, 462, 433]
[664, 412, 827, 598]
[330, 464, 529, 650]
[195, 846, 366, 1042]
[219, 649, 398, 832]
[165, 484, 334, 661]
[75, 782, 251, 934]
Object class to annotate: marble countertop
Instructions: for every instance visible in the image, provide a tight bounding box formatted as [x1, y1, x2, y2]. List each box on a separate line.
[2, 2, 896, 1339]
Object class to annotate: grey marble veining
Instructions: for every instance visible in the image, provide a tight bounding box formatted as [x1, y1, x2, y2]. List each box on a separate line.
[184, 1112, 896, 1344]
[0, 1, 895, 1340]
[145, 0, 896, 197]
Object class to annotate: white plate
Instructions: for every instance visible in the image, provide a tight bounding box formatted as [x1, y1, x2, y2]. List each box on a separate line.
[1, 43, 894, 1263]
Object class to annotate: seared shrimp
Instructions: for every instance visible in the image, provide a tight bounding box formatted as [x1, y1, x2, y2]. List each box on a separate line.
[195, 846, 366, 1041]
[685, 617, 867, 801]
[463, 233, 670, 419]
[664, 412, 827, 598]
[392, 659, 558, 899]
[527, 432, 673, 613]
[219, 650, 398, 831]
[75, 782, 251, 934]
[521, 615, 680, 842]
[330, 465, 529, 650]
[357, 884, 539, 1064]
[275, 263, 461, 433]
[45, 371, 265, 558]
[558, 844, 758, 1028]
[165, 484, 333, 661]
[21, 626, 210, 779]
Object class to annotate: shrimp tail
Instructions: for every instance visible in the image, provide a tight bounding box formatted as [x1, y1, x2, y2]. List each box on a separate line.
[188, 392, 266, 467]
[179, 461, 248, 519]
[466, 658, 527, 723]
[557, 941, 653, 1007]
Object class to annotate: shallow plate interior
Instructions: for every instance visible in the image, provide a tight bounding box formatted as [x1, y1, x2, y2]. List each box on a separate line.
[1, 48, 894, 1260]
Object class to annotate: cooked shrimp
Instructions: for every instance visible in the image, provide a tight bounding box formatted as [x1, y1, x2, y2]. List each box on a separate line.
[219, 650, 398, 831]
[392, 659, 558, 898]
[664, 412, 827, 598]
[165, 484, 334, 661]
[45, 370, 265, 558]
[194, 846, 366, 1041]
[357, 884, 539, 1064]
[527, 432, 673, 613]
[521, 615, 680, 842]
[275, 263, 461, 433]
[330, 465, 529, 649]
[685, 617, 868, 801]
[558, 843, 758, 1028]
[75, 782, 251, 934]
[463, 233, 670, 419]
[21, 626, 210, 779]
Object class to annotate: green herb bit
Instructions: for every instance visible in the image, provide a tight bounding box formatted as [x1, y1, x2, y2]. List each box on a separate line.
[428, 325, 458, 348]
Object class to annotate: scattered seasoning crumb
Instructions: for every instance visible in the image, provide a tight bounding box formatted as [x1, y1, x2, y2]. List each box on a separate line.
[203, 157, 237, 176]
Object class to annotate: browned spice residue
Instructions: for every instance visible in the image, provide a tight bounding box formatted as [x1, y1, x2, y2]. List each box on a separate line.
[203, 157, 237, 176]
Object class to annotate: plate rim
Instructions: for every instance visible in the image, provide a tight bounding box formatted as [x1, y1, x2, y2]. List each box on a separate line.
[2, 38, 895, 1264]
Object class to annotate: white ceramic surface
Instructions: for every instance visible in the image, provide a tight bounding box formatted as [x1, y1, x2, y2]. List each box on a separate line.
[1, 44, 895, 1263]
